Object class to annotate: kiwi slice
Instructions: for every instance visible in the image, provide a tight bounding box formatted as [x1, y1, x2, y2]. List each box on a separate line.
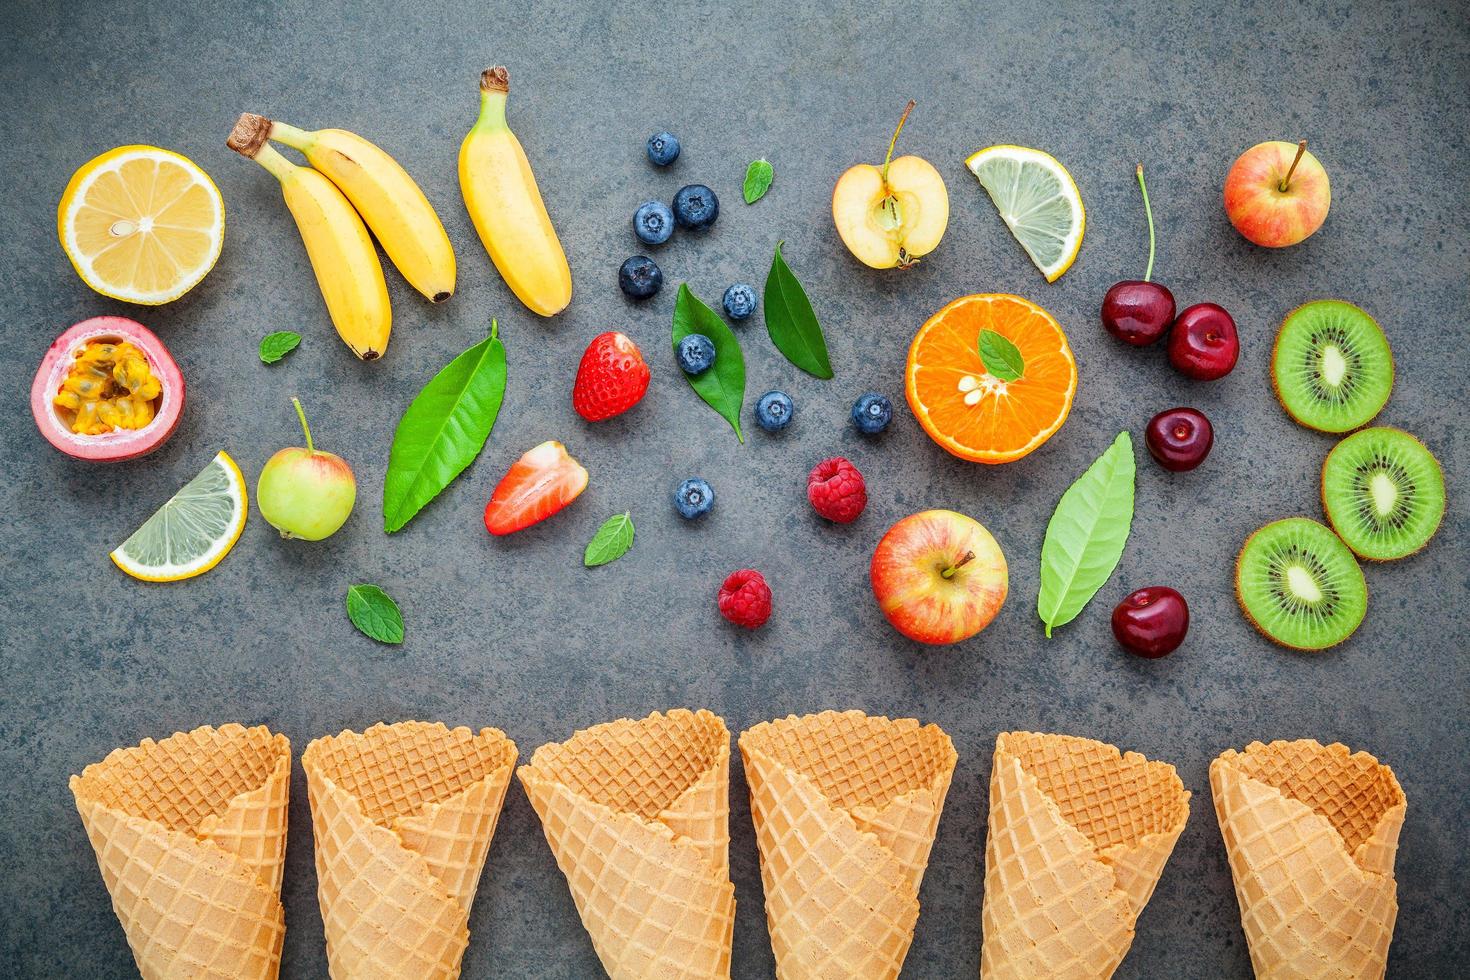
[1322, 426, 1445, 560]
[1236, 517, 1367, 650]
[1272, 300, 1393, 432]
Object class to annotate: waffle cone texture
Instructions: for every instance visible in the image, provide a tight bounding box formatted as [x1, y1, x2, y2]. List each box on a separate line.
[518, 708, 735, 979]
[980, 732, 1191, 980]
[1211, 740, 1406, 980]
[301, 721, 517, 979]
[70, 723, 292, 980]
[739, 710, 958, 980]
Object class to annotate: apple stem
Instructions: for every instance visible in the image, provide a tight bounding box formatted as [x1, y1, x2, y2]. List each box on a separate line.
[1280, 139, 1308, 192]
[1137, 164, 1157, 282]
[881, 99, 916, 182]
[941, 550, 975, 580]
[291, 396, 315, 454]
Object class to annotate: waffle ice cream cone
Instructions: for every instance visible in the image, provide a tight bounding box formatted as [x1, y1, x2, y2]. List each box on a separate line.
[518, 708, 735, 979]
[69, 723, 291, 980]
[301, 721, 517, 979]
[739, 710, 957, 979]
[1211, 739, 1406, 980]
[980, 731, 1191, 979]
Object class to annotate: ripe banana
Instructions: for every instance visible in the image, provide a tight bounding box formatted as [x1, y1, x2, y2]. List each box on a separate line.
[228, 113, 392, 360]
[459, 66, 572, 317]
[268, 119, 456, 303]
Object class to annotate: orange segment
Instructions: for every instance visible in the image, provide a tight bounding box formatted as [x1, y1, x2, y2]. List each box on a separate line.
[906, 294, 1077, 463]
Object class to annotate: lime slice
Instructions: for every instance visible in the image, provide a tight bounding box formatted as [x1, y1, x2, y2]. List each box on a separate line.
[966, 145, 1085, 282]
[110, 451, 248, 582]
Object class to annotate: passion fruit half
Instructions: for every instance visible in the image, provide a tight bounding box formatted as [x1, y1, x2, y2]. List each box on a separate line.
[31, 316, 184, 462]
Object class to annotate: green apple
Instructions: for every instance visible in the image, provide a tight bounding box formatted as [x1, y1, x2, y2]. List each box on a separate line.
[257, 398, 356, 540]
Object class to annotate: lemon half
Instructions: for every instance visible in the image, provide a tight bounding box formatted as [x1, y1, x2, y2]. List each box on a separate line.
[966, 145, 1085, 282]
[58, 145, 225, 305]
[110, 451, 248, 582]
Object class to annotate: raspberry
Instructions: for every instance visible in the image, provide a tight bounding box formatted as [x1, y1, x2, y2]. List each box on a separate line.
[807, 457, 867, 523]
[717, 569, 772, 629]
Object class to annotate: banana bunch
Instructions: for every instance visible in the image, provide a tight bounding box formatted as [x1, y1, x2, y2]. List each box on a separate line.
[226, 112, 455, 360]
[460, 66, 572, 317]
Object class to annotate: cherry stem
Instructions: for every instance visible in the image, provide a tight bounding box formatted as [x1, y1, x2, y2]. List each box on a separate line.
[291, 396, 314, 454]
[1136, 164, 1157, 283]
[940, 550, 975, 580]
[1279, 139, 1308, 192]
[881, 99, 916, 182]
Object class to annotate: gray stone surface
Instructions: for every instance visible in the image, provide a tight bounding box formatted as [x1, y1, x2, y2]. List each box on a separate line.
[2, 0, 1466, 976]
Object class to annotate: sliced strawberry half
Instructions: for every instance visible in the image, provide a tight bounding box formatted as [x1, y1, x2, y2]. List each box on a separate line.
[484, 440, 589, 536]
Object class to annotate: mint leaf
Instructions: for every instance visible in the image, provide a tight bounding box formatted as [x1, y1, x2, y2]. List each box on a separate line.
[763, 242, 833, 379]
[743, 159, 774, 204]
[977, 329, 1024, 382]
[584, 512, 634, 567]
[1037, 432, 1136, 637]
[346, 584, 404, 644]
[259, 331, 301, 364]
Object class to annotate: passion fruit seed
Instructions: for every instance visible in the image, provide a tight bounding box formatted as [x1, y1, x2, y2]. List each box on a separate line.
[53, 340, 162, 435]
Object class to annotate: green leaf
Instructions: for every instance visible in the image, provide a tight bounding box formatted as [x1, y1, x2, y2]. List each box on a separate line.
[383, 321, 508, 532]
[259, 331, 301, 364]
[743, 158, 774, 204]
[763, 242, 833, 379]
[584, 512, 635, 567]
[346, 584, 404, 644]
[977, 329, 1024, 382]
[1038, 432, 1136, 637]
[672, 284, 745, 442]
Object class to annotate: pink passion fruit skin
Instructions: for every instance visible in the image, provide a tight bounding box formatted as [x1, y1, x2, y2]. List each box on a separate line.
[30, 316, 183, 462]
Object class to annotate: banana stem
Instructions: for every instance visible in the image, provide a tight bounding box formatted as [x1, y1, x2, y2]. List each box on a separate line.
[251, 143, 299, 182]
[881, 100, 916, 182]
[473, 67, 509, 132]
[1137, 164, 1157, 282]
[267, 120, 313, 153]
[291, 397, 315, 453]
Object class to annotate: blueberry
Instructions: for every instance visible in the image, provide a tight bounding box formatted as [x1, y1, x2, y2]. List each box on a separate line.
[723, 283, 757, 321]
[676, 334, 716, 375]
[755, 390, 794, 432]
[851, 392, 893, 434]
[672, 184, 719, 229]
[633, 200, 674, 246]
[619, 256, 663, 299]
[674, 477, 714, 519]
[646, 131, 680, 167]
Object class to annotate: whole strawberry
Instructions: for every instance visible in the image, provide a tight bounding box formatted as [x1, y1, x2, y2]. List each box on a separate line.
[573, 332, 650, 422]
[807, 457, 867, 523]
[718, 569, 772, 629]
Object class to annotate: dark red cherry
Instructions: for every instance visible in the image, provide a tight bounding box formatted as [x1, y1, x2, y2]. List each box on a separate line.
[1145, 407, 1213, 471]
[1168, 303, 1238, 380]
[1111, 587, 1189, 658]
[1102, 280, 1176, 346]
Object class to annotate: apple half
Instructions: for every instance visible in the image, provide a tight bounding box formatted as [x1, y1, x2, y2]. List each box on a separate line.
[833, 101, 949, 269]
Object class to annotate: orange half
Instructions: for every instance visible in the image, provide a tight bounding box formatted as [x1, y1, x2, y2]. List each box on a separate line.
[906, 294, 1077, 463]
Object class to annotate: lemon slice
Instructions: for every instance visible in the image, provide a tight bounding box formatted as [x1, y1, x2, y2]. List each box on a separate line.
[111, 451, 248, 582]
[58, 145, 225, 305]
[966, 145, 1085, 282]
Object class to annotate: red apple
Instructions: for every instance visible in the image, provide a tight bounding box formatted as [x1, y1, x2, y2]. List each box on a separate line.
[870, 509, 1008, 644]
[1223, 139, 1330, 247]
